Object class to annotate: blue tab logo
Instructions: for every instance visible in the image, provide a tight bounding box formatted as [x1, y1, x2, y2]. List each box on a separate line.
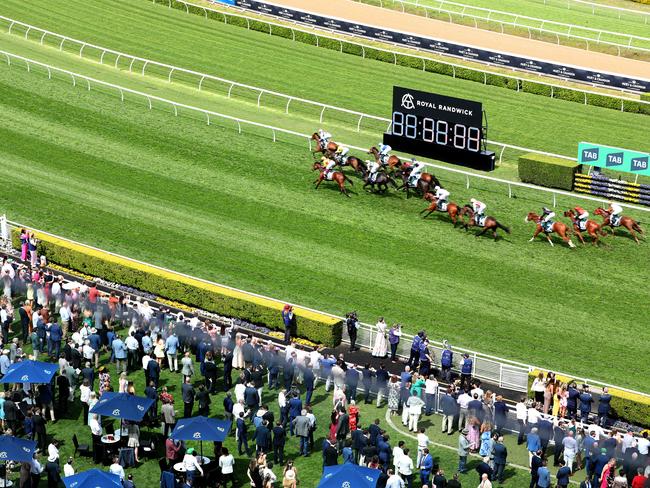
[606, 152, 624, 167]
[581, 147, 599, 162]
[631, 156, 649, 172]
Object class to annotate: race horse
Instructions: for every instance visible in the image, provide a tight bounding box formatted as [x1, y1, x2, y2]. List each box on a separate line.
[420, 193, 461, 225]
[363, 171, 397, 194]
[395, 166, 441, 199]
[459, 206, 511, 240]
[368, 146, 401, 172]
[525, 212, 575, 248]
[563, 209, 607, 246]
[312, 162, 353, 197]
[594, 207, 643, 244]
[324, 150, 367, 176]
[311, 132, 338, 154]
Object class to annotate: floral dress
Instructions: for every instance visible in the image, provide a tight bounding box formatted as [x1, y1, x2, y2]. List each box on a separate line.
[387, 381, 400, 412]
[99, 372, 111, 396]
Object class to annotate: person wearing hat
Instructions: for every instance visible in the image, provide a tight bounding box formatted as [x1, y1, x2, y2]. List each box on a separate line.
[458, 428, 470, 474]
[182, 448, 203, 482]
[63, 457, 74, 477]
[460, 353, 473, 389]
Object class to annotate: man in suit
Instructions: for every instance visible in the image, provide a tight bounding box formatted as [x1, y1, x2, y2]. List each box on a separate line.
[272, 421, 286, 464]
[146, 357, 161, 388]
[529, 450, 543, 488]
[244, 382, 260, 418]
[47, 321, 63, 359]
[303, 363, 315, 405]
[293, 410, 311, 457]
[597, 387, 612, 427]
[222, 348, 233, 391]
[288, 394, 302, 436]
[419, 448, 433, 486]
[33, 408, 47, 450]
[236, 412, 250, 456]
[579, 477, 593, 488]
[253, 420, 271, 455]
[493, 435, 508, 484]
[335, 410, 350, 452]
[181, 377, 195, 418]
[352, 428, 368, 464]
[323, 438, 338, 468]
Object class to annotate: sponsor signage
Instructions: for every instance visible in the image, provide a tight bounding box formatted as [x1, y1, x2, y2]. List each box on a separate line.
[578, 142, 650, 176]
[222, 0, 650, 93]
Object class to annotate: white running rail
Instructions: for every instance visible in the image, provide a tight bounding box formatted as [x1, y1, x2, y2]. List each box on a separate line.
[3, 49, 650, 214]
[158, 0, 649, 96]
[366, 0, 650, 54]
[541, 0, 650, 23]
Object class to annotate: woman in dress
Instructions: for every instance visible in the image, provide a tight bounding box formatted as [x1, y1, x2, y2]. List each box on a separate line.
[20, 228, 28, 261]
[531, 372, 546, 404]
[232, 332, 245, 369]
[543, 381, 554, 414]
[282, 461, 298, 488]
[467, 416, 480, 451]
[558, 384, 568, 418]
[127, 423, 140, 462]
[98, 367, 111, 397]
[371, 317, 388, 358]
[478, 422, 493, 457]
[154, 338, 165, 366]
[329, 410, 339, 441]
[387, 375, 400, 415]
[118, 372, 128, 393]
[600, 458, 617, 488]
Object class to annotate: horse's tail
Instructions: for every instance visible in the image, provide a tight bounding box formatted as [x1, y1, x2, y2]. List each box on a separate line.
[496, 221, 511, 234]
[633, 220, 643, 233]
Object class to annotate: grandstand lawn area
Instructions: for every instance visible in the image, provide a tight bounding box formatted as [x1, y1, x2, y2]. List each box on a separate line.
[8, 326, 535, 488]
[1, 63, 649, 391]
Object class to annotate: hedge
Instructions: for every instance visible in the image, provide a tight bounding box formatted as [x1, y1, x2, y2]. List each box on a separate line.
[528, 370, 650, 428]
[11, 229, 343, 347]
[518, 153, 579, 191]
[154, 0, 650, 116]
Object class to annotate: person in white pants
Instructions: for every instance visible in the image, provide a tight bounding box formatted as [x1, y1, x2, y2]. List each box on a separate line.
[416, 428, 430, 467]
[407, 393, 425, 432]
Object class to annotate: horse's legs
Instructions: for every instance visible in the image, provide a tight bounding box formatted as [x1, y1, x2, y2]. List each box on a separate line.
[626, 224, 640, 244]
[476, 227, 489, 237]
[314, 176, 323, 188]
[492, 230, 498, 241]
[575, 228, 586, 245]
[546, 234, 554, 247]
[529, 228, 541, 242]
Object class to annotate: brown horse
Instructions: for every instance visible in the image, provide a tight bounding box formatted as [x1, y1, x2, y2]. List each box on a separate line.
[420, 193, 461, 225]
[312, 163, 353, 197]
[363, 171, 397, 194]
[324, 149, 367, 176]
[563, 210, 607, 246]
[594, 207, 643, 244]
[459, 206, 511, 240]
[525, 212, 575, 248]
[311, 132, 338, 154]
[368, 146, 401, 172]
[395, 167, 441, 199]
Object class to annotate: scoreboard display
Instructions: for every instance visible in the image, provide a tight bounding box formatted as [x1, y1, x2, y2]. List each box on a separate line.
[383, 87, 496, 171]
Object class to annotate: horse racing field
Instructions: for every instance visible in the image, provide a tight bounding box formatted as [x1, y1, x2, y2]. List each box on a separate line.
[1, 0, 649, 391]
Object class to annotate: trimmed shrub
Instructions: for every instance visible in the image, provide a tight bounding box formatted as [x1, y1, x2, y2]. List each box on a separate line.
[518, 153, 579, 191]
[13, 230, 343, 346]
[522, 80, 552, 97]
[641, 93, 650, 103]
[529, 371, 650, 428]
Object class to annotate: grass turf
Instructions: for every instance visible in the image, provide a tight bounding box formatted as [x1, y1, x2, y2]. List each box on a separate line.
[1, 0, 649, 183]
[0, 60, 649, 391]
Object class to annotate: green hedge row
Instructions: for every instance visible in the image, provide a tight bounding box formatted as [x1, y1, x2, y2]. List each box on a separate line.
[518, 153, 579, 191]
[156, 0, 650, 116]
[12, 229, 343, 347]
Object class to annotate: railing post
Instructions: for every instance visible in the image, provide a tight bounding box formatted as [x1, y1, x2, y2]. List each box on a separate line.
[499, 365, 503, 388]
[237, 120, 242, 134]
[272, 129, 276, 142]
[319, 106, 326, 123]
[128, 57, 136, 73]
[285, 97, 292, 114]
[228, 82, 235, 98]
[553, 192, 557, 207]
[7, 21, 15, 35]
[257, 91, 263, 107]
[119, 88, 124, 102]
[26, 61, 30, 73]
[47, 67, 51, 79]
[86, 78, 91, 90]
[40, 32, 47, 45]
[508, 183, 512, 198]
[79, 43, 86, 57]
[206, 112, 210, 125]
[466, 175, 470, 189]
[168, 68, 175, 83]
[100, 50, 107, 65]
[472, 353, 477, 376]
[356, 114, 364, 132]
[198, 75, 206, 91]
[114, 54, 121, 68]
[59, 37, 65, 51]
[71, 74, 76, 87]
[24, 26, 31, 39]
[147, 96, 152, 110]
[141, 61, 149, 76]
[499, 145, 506, 164]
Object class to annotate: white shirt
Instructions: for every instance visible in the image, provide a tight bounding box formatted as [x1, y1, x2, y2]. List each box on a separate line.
[89, 417, 103, 436]
[531, 378, 546, 393]
[125, 336, 139, 351]
[515, 402, 527, 421]
[457, 393, 472, 409]
[637, 436, 650, 455]
[425, 378, 439, 395]
[396, 455, 414, 475]
[392, 446, 404, 467]
[47, 444, 59, 461]
[182, 454, 203, 474]
[386, 474, 405, 488]
[234, 383, 246, 403]
[527, 408, 541, 424]
[82, 344, 95, 360]
[219, 454, 235, 474]
[278, 392, 287, 408]
[417, 432, 429, 450]
[309, 351, 323, 371]
[621, 433, 635, 453]
[232, 402, 246, 420]
[30, 459, 44, 474]
[262, 467, 276, 483]
[470, 387, 484, 399]
[142, 354, 151, 370]
[109, 463, 125, 480]
[63, 463, 75, 477]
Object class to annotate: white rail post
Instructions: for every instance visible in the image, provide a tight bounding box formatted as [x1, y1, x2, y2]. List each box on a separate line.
[356, 114, 364, 132]
[198, 75, 206, 91]
[71, 74, 76, 87]
[228, 82, 235, 98]
[466, 175, 470, 189]
[272, 129, 276, 142]
[499, 145, 506, 164]
[168, 68, 175, 83]
[100, 50, 107, 65]
[237, 120, 241, 134]
[206, 112, 210, 125]
[141, 61, 149, 76]
[173, 104, 178, 116]
[24, 26, 31, 39]
[59, 37, 65, 51]
[553, 192, 557, 207]
[508, 183, 512, 198]
[257, 91, 263, 107]
[86, 78, 91, 90]
[114, 54, 121, 69]
[319, 106, 326, 123]
[128, 57, 136, 73]
[285, 97, 292, 114]
[39, 32, 47, 45]
[119, 88, 124, 102]
[79, 43, 86, 57]
[147, 96, 152, 110]
[4, 53, 9, 66]
[47, 66, 51, 79]
[26, 60, 30, 73]
[7, 21, 15, 35]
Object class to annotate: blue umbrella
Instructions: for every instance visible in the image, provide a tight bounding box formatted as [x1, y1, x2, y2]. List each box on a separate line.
[89, 392, 154, 422]
[0, 360, 56, 384]
[0, 435, 36, 462]
[63, 469, 121, 488]
[318, 464, 380, 488]
[0, 436, 36, 487]
[170, 416, 231, 442]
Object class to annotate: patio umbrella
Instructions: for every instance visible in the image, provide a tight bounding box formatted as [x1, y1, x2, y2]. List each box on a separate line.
[0, 435, 36, 487]
[89, 392, 155, 422]
[170, 416, 232, 458]
[0, 360, 56, 384]
[318, 464, 380, 488]
[62, 468, 121, 488]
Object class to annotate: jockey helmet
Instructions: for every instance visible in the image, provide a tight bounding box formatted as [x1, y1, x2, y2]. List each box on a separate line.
[470, 198, 477, 204]
[434, 186, 440, 192]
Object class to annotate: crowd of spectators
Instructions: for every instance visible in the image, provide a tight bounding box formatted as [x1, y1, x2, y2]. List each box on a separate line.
[1, 252, 650, 488]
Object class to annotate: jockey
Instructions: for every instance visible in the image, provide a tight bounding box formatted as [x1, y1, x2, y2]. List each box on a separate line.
[434, 185, 449, 209]
[470, 198, 486, 224]
[318, 129, 332, 149]
[574, 205, 589, 229]
[334, 145, 349, 164]
[408, 159, 424, 187]
[608, 202, 623, 225]
[368, 159, 381, 183]
[541, 207, 555, 230]
[378, 143, 392, 166]
[321, 156, 336, 179]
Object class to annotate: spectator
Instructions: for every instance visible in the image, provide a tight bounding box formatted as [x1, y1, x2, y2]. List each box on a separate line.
[526, 427, 541, 466]
[598, 388, 612, 427]
[579, 386, 594, 423]
[448, 472, 462, 488]
[441, 343, 453, 382]
[282, 305, 294, 345]
[386, 469, 404, 488]
[478, 472, 492, 488]
[530, 450, 543, 488]
[556, 459, 572, 488]
[63, 457, 74, 477]
[196, 384, 211, 417]
[476, 455, 493, 484]
[460, 353, 473, 388]
[419, 447, 433, 486]
[516, 397, 527, 445]
[182, 448, 203, 483]
[494, 395, 508, 434]
[562, 430, 578, 472]
[416, 428, 430, 467]
[272, 420, 286, 465]
[161, 398, 176, 437]
[406, 391, 424, 432]
[181, 351, 194, 382]
[458, 428, 470, 474]
[111, 334, 127, 374]
[182, 377, 195, 418]
[388, 324, 401, 363]
[165, 438, 182, 467]
[165, 332, 179, 373]
[323, 438, 338, 468]
[237, 412, 251, 456]
[218, 447, 235, 488]
[493, 435, 507, 484]
[109, 456, 125, 481]
[424, 375, 438, 416]
[537, 458, 551, 488]
[396, 447, 413, 488]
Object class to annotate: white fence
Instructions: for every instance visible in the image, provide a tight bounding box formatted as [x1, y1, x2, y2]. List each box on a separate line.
[4, 48, 650, 215]
[163, 0, 648, 96]
[539, 0, 650, 23]
[357, 0, 650, 54]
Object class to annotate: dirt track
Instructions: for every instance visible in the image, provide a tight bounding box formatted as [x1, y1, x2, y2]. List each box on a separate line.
[273, 0, 650, 80]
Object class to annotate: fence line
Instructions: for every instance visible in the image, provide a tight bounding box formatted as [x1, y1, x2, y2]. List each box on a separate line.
[358, 0, 650, 54]
[3, 217, 648, 401]
[4, 48, 650, 215]
[159, 0, 649, 97]
[541, 0, 650, 23]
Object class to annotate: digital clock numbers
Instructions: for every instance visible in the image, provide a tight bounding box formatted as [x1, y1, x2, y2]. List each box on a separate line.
[391, 111, 482, 152]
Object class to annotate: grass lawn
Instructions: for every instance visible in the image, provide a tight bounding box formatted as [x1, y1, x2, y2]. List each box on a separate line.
[4, 317, 550, 488]
[1, 0, 649, 181]
[0, 60, 649, 392]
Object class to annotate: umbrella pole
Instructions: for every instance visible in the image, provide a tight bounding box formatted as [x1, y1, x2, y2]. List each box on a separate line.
[200, 440, 203, 461]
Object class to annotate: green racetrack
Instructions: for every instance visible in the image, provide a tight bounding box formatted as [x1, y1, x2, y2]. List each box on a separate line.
[0, 0, 649, 391]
